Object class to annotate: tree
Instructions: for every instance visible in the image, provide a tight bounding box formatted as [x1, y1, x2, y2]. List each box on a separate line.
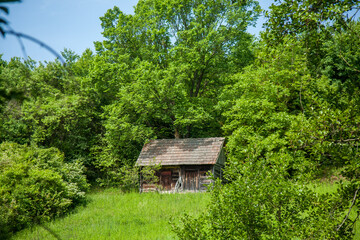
[263, 0, 360, 74]
[174, 4, 360, 234]
[95, 0, 260, 138]
[88, 0, 261, 179]
[174, 39, 358, 239]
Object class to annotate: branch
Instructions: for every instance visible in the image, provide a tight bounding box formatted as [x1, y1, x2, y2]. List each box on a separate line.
[335, 138, 360, 143]
[299, 78, 304, 114]
[350, 8, 360, 21]
[339, 51, 360, 73]
[5, 30, 65, 64]
[337, 186, 360, 231]
[6, 26, 27, 59]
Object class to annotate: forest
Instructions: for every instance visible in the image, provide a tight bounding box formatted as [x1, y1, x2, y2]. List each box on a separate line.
[1, 0, 360, 239]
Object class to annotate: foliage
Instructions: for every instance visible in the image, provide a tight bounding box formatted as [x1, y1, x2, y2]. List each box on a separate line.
[220, 40, 315, 178]
[175, 11, 360, 239]
[174, 161, 352, 239]
[0, 0, 20, 37]
[264, 0, 360, 41]
[263, 0, 360, 74]
[0, 0, 261, 181]
[90, 0, 260, 171]
[21, 94, 96, 160]
[0, 56, 102, 179]
[173, 37, 359, 237]
[0, 142, 89, 239]
[95, 0, 260, 137]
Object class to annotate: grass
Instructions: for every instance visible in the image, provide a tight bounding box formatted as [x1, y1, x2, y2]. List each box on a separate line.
[309, 180, 341, 194]
[12, 189, 210, 240]
[12, 178, 360, 239]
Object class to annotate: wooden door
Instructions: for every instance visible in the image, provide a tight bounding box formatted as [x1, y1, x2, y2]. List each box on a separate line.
[160, 171, 172, 190]
[185, 170, 198, 191]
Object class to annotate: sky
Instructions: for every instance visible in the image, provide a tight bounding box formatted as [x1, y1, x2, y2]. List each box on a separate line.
[0, 0, 273, 63]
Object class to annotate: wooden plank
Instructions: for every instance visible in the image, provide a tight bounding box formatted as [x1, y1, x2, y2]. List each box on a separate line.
[161, 171, 171, 176]
[200, 176, 209, 179]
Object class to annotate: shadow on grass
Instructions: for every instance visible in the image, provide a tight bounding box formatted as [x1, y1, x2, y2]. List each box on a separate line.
[40, 224, 62, 240]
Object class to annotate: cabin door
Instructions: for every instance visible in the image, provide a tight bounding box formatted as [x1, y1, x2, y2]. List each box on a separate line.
[185, 170, 198, 191]
[160, 171, 172, 191]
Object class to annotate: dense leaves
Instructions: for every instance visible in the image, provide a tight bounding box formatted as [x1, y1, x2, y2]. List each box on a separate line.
[95, 0, 260, 137]
[175, 1, 360, 238]
[90, 0, 260, 182]
[174, 162, 350, 239]
[0, 142, 88, 239]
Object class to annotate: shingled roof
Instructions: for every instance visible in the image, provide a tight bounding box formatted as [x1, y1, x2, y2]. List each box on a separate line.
[136, 137, 225, 166]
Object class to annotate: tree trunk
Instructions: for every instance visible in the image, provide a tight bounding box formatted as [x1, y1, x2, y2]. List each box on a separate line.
[186, 125, 191, 138]
[174, 127, 180, 139]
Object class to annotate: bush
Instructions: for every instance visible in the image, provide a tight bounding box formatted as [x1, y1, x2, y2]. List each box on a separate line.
[0, 142, 89, 239]
[173, 160, 352, 239]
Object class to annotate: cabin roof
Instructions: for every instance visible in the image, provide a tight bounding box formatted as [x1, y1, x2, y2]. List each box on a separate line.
[136, 137, 225, 166]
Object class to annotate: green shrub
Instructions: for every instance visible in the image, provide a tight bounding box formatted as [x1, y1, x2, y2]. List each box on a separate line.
[173, 160, 352, 239]
[0, 142, 89, 239]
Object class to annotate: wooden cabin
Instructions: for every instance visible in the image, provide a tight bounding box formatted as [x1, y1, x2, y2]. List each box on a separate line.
[136, 137, 225, 192]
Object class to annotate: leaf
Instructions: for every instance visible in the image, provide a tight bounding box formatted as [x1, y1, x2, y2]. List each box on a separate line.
[0, 6, 9, 14]
[0, 18, 7, 24]
[0, 27, 4, 37]
[0, 0, 21, 3]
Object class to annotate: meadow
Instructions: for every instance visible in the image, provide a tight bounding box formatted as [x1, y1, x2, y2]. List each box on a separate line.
[11, 180, 360, 239]
[12, 190, 210, 240]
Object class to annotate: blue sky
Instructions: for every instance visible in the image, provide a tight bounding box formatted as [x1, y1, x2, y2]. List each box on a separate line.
[0, 0, 272, 63]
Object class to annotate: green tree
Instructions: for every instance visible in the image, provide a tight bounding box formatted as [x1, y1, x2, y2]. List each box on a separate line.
[263, 0, 360, 74]
[0, 56, 104, 182]
[174, 42, 357, 239]
[91, 0, 260, 178]
[95, 0, 260, 138]
[174, 11, 360, 236]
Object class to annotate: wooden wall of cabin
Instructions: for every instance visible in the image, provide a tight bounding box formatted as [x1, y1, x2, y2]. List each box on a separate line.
[140, 167, 180, 192]
[181, 165, 213, 192]
[217, 149, 226, 165]
[155, 166, 213, 192]
[139, 166, 157, 192]
[212, 164, 223, 179]
[140, 165, 218, 192]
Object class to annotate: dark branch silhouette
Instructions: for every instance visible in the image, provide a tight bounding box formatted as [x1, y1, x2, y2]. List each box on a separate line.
[5, 29, 65, 64]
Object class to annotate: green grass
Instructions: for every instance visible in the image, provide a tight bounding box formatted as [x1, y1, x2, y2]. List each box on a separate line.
[12, 189, 210, 240]
[12, 181, 360, 239]
[309, 181, 341, 194]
